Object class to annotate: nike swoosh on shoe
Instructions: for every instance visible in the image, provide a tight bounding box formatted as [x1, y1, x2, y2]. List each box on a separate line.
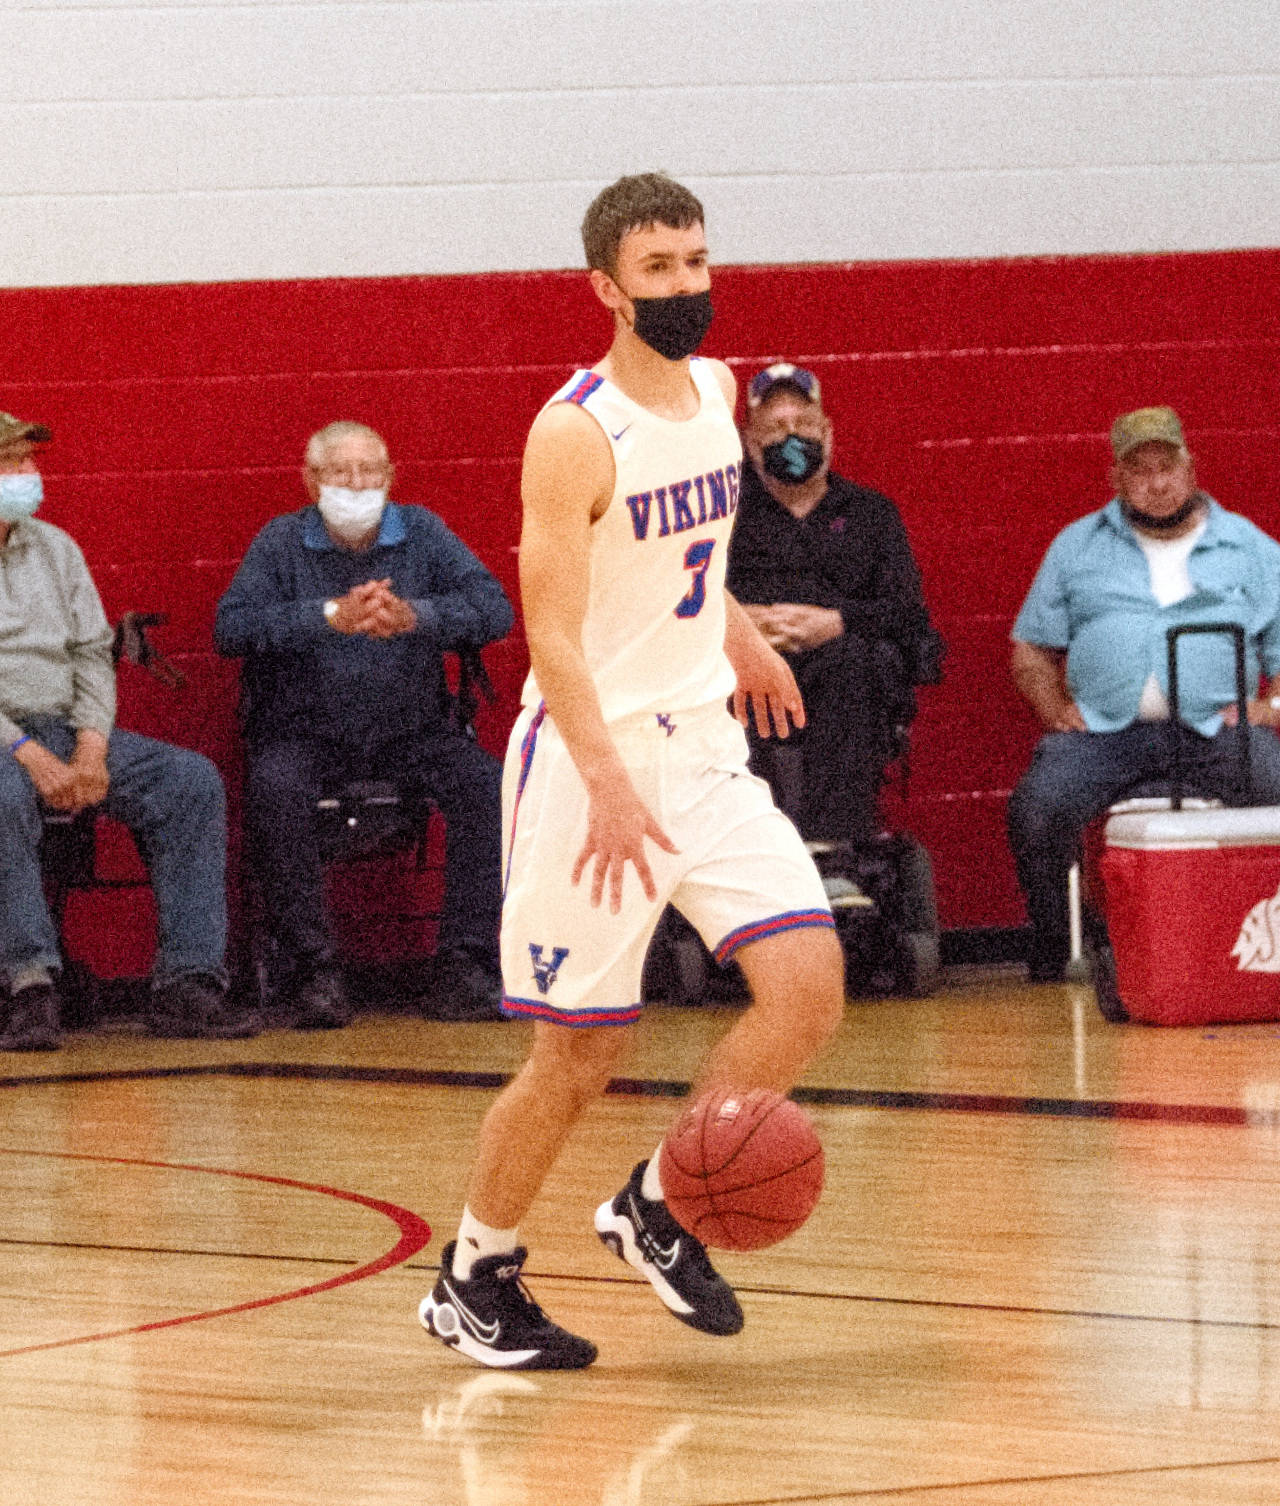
[441, 1278, 502, 1344]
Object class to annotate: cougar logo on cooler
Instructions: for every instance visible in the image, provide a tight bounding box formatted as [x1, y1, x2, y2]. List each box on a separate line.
[1231, 884, 1280, 973]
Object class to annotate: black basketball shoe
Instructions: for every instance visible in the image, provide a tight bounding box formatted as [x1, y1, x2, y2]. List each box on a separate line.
[594, 1161, 744, 1336]
[419, 1241, 598, 1370]
[0, 982, 61, 1052]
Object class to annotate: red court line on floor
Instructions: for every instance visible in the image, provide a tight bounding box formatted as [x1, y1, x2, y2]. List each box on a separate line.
[0, 1147, 432, 1358]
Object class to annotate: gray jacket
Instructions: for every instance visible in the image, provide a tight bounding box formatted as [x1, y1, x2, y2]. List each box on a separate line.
[0, 517, 115, 747]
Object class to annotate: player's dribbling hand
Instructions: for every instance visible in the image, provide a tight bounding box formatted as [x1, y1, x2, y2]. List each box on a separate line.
[572, 785, 679, 914]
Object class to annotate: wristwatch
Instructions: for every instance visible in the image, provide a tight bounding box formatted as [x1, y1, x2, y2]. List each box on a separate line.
[323, 599, 339, 624]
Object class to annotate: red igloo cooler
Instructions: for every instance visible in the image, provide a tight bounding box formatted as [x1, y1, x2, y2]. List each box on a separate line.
[1099, 804, 1280, 1025]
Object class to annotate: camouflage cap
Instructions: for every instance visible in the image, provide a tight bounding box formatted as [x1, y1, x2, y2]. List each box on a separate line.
[1110, 406, 1185, 460]
[0, 412, 52, 449]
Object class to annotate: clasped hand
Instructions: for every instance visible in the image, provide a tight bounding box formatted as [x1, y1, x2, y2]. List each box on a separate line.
[18, 740, 110, 813]
[743, 602, 843, 654]
[1049, 699, 1277, 733]
[327, 579, 417, 638]
[1219, 699, 1280, 729]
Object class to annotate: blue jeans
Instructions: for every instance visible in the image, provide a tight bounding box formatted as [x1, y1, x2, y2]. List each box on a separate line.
[1007, 720, 1280, 967]
[0, 718, 228, 985]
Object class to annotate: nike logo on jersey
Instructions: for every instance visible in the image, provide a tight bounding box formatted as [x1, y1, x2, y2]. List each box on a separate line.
[611, 424, 632, 441]
[440, 1277, 502, 1343]
[624, 463, 739, 541]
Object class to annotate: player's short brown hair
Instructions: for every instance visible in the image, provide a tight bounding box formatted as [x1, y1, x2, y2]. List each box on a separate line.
[580, 173, 705, 277]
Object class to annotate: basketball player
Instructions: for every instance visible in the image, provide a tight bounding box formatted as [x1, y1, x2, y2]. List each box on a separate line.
[419, 174, 846, 1369]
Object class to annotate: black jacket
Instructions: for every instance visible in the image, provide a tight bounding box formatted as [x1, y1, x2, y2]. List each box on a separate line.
[727, 465, 943, 685]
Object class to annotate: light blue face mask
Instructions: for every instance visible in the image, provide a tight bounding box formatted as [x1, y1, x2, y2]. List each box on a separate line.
[0, 472, 43, 523]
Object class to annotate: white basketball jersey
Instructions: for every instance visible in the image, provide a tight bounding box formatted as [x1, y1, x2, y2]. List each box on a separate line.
[522, 358, 743, 722]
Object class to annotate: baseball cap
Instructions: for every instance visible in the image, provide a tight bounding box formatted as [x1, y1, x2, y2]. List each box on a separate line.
[747, 363, 821, 409]
[1110, 406, 1185, 460]
[0, 412, 52, 448]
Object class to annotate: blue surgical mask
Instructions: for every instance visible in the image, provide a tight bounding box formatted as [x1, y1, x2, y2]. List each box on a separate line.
[0, 472, 43, 523]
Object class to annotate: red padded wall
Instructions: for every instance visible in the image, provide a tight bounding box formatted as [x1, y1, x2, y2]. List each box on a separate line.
[4, 249, 1278, 967]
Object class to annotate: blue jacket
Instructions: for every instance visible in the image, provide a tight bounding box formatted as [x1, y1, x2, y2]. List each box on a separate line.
[215, 503, 513, 747]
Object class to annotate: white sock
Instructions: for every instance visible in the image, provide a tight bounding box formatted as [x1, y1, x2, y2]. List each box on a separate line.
[641, 1148, 665, 1202]
[452, 1206, 519, 1280]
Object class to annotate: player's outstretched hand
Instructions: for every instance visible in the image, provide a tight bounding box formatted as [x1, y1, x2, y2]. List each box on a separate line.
[572, 783, 679, 914]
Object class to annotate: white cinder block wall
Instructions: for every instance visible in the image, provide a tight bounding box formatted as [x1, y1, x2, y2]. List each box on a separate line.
[6, 0, 1280, 287]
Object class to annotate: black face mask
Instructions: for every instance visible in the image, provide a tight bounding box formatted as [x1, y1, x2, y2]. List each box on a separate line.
[761, 433, 825, 485]
[631, 291, 714, 361]
[1122, 493, 1202, 532]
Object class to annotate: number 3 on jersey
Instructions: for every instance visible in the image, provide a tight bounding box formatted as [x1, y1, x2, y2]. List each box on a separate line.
[675, 539, 715, 619]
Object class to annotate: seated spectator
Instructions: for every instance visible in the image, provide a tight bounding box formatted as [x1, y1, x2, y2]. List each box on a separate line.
[215, 421, 514, 1025]
[727, 363, 943, 843]
[0, 412, 255, 1050]
[1009, 406, 1280, 981]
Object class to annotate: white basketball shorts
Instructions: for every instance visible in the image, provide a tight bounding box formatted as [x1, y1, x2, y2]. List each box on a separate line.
[499, 700, 834, 1025]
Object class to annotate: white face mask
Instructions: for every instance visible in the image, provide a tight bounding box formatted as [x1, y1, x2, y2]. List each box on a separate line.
[316, 485, 387, 543]
[0, 472, 43, 523]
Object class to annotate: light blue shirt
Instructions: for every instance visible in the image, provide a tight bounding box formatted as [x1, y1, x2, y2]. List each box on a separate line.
[1012, 496, 1280, 735]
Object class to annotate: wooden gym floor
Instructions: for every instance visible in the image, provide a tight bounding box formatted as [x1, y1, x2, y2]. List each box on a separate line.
[3, 965, 1280, 1505]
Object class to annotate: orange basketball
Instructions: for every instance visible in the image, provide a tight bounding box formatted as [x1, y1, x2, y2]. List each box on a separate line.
[658, 1087, 824, 1251]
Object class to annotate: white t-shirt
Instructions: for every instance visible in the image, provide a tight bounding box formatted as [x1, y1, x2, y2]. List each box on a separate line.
[1135, 520, 1207, 720]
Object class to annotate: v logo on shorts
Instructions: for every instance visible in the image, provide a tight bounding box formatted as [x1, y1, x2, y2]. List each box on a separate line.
[529, 944, 570, 995]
